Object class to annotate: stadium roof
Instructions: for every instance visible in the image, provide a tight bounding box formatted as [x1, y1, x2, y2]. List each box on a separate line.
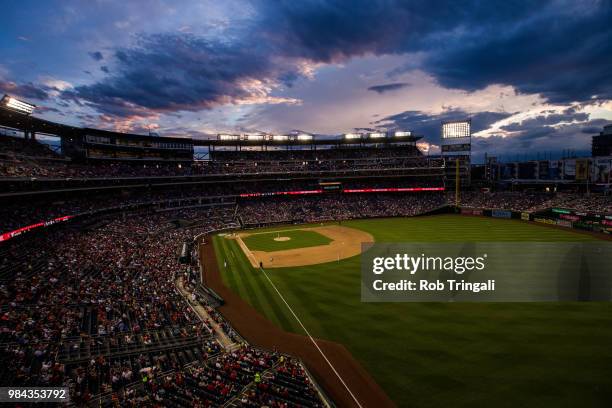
[194, 134, 422, 148]
[0, 107, 421, 147]
[0, 106, 79, 136]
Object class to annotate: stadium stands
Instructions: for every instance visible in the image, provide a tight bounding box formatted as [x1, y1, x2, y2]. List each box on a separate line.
[238, 194, 447, 225]
[0, 134, 62, 160]
[459, 191, 553, 212]
[460, 191, 612, 214]
[0, 206, 328, 406]
[0, 133, 441, 181]
[0, 151, 439, 179]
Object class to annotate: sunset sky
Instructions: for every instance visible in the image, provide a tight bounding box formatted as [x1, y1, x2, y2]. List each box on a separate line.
[1, 0, 611, 161]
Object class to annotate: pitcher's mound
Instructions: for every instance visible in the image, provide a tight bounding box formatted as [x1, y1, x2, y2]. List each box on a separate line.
[274, 236, 291, 242]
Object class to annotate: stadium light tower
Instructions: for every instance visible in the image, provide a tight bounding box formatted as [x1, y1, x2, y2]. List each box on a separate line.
[1, 95, 36, 115]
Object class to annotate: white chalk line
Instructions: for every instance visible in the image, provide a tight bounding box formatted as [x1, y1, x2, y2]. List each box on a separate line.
[233, 235, 260, 268]
[258, 267, 364, 408]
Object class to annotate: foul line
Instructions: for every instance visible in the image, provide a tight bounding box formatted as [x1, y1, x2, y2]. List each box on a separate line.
[234, 235, 260, 268]
[259, 266, 364, 408]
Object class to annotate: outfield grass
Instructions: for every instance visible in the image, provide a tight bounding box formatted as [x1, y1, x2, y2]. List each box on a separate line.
[242, 229, 332, 251]
[213, 215, 612, 408]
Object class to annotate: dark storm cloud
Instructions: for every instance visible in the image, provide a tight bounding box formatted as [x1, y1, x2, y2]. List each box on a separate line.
[64, 33, 288, 117]
[254, 0, 545, 61]
[63, 1, 541, 117]
[65, 0, 611, 118]
[0, 80, 49, 100]
[257, 0, 611, 103]
[580, 125, 604, 134]
[89, 51, 104, 61]
[367, 82, 410, 94]
[423, 3, 612, 103]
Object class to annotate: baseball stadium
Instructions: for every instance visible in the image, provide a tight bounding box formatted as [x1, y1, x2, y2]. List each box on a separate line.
[2, 2, 612, 407]
[1, 100, 611, 407]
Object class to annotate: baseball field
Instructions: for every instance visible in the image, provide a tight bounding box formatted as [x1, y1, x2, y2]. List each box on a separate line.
[212, 215, 612, 407]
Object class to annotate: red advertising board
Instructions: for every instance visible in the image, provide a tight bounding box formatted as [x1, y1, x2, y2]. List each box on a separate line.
[0, 215, 73, 242]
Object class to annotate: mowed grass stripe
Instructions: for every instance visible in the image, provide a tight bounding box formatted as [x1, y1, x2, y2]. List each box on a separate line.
[216, 236, 248, 301]
[225, 239, 265, 310]
[221, 238, 267, 313]
[216, 236, 296, 330]
[234, 251, 296, 331]
[214, 236, 242, 297]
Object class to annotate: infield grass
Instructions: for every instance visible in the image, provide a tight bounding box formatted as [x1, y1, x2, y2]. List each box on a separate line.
[213, 215, 612, 408]
[242, 229, 332, 251]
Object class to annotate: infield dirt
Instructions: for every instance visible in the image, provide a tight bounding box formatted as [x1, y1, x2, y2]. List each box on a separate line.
[230, 225, 374, 268]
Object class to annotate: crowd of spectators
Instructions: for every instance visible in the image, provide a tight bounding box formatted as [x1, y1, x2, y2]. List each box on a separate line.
[0, 188, 237, 234]
[1, 211, 218, 397]
[0, 178, 445, 234]
[0, 206, 325, 406]
[0, 134, 60, 160]
[105, 349, 323, 407]
[459, 191, 553, 212]
[200, 155, 441, 176]
[1, 155, 437, 179]
[238, 190, 611, 227]
[528, 193, 612, 214]
[460, 191, 612, 214]
[236, 356, 324, 407]
[0, 159, 190, 179]
[3, 186, 610, 237]
[239, 193, 448, 225]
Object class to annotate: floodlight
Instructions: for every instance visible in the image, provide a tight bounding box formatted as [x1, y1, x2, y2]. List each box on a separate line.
[369, 132, 386, 139]
[394, 131, 412, 137]
[442, 120, 471, 139]
[273, 135, 289, 141]
[344, 133, 361, 139]
[1, 95, 36, 115]
[297, 133, 312, 140]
